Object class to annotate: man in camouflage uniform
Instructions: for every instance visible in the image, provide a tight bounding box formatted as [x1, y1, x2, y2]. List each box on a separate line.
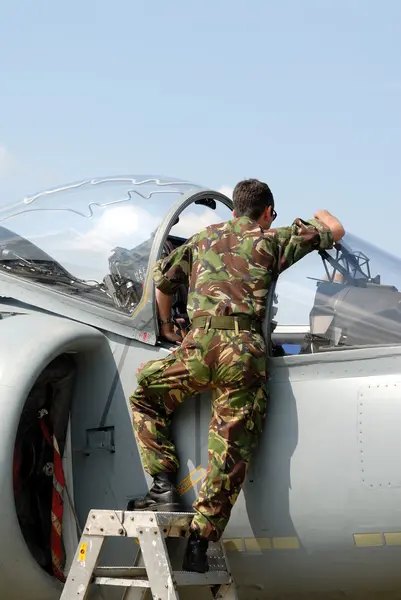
[129, 179, 345, 573]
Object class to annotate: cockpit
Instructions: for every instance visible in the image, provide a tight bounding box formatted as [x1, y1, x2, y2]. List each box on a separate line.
[1, 175, 401, 355]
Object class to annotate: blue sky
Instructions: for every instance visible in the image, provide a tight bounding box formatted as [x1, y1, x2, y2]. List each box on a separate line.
[0, 0, 400, 255]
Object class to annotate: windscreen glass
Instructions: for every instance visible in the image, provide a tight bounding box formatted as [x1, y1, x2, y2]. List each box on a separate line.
[0, 175, 204, 315]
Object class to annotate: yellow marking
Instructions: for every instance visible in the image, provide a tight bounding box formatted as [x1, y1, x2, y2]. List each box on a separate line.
[272, 536, 300, 550]
[245, 537, 272, 551]
[223, 538, 244, 552]
[384, 533, 401, 546]
[78, 542, 87, 562]
[176, 466, 206, 496]
[353, 533, 383, 547]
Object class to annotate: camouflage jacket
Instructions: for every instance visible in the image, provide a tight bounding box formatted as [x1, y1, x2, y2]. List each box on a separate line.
[153, 216, 334, 322]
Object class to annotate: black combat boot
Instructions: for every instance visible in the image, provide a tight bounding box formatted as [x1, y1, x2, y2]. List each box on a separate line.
[182, 531, 209, 573]
[127, 472, 181, 512]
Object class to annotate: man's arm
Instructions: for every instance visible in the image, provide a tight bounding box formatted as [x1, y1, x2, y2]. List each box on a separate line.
[152, 240, 194, 344]
[273, 212, 343, 275]
[155, 288, 182, 344]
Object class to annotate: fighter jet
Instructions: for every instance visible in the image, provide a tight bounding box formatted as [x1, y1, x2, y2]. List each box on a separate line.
[1, 175, 401, 600]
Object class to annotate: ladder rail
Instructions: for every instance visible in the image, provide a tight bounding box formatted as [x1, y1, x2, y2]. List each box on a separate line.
[136, 517, 180, 600]
[60, 534, 105, 600]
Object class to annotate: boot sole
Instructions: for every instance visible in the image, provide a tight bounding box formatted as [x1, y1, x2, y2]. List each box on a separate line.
[130, 502, 183, 512]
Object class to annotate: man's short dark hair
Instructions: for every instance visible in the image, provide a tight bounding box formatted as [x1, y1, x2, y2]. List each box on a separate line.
[232, 179, 274, 221]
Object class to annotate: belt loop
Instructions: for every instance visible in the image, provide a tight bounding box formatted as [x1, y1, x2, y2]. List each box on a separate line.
[205, 316, 211, 334]
[234, 317, 239, 335]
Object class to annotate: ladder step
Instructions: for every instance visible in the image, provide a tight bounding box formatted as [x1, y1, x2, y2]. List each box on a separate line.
[95, 566, 148, 579]
[94, 566, 231, 587]
[174, 571, 232, 587]
[86, 509, 200, 538]
[94, 577, 150, 588]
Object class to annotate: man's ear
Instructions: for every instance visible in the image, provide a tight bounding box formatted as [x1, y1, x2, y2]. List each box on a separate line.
[232, 210, 236, 218]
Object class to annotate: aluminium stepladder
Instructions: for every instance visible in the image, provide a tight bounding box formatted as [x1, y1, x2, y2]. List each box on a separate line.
[60, 509, 238, 600]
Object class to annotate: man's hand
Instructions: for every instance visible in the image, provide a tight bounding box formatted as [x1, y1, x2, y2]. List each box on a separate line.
[160, 322, 182, 345]
[314, 209, 345, 242]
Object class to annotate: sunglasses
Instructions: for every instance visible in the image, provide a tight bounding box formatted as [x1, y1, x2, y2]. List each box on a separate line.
[271, 208, 277, 221]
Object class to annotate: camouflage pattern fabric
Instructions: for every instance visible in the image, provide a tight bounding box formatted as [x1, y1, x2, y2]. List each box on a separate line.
[153, 216, 334, 322]
[130, 215, 334, 541]
[130, 326, 267, 541]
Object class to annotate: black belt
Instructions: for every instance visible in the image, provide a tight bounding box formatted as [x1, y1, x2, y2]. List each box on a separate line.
[191, 315, 262, 334]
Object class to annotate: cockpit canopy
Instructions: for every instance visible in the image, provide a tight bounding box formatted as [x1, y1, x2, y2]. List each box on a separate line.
[0, 176, 201, 308]
[0, 175, 233, 341]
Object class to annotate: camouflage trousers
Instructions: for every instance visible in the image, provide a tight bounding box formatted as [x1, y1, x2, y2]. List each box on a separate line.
[130, 327, 268, 542]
